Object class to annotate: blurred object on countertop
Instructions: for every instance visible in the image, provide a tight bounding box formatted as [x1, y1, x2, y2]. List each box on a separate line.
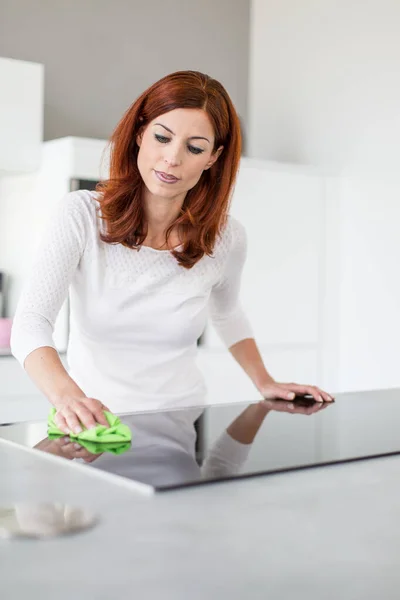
[0, 318, 12, 352]
[0, 271, 5, 317]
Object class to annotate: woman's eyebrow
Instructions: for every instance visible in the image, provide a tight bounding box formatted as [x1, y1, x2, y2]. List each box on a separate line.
[154, 122, 210, 143]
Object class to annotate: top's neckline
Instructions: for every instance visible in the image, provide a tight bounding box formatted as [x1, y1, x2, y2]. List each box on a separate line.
[92, 192, 183, 254]
[138, 244, 183, 254]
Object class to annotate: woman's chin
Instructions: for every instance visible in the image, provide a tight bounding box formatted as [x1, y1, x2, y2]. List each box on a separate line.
[144, 182, 187, 201]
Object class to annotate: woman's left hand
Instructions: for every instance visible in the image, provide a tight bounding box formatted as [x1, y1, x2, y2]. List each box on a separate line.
[260, 381, 334, 405]
[226, 381, 334, 444]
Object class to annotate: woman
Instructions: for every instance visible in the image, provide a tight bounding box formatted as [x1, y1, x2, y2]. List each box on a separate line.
[11, 70, 332, 446]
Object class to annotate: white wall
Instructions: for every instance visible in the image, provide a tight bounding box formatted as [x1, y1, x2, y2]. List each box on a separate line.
[0, 0, 250, 141]
[249, 0, 400, 173]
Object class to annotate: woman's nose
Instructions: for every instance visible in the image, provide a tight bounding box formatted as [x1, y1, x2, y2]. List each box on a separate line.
[164, 145, 183, 167]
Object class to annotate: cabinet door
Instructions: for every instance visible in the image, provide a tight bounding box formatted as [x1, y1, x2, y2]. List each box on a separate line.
[197, 346, 319, 405]
[0, 57, 43, 173]
[0, 355, 68, 423]
[0, 356, 43, 398]
[336, 177, 400, 391]
[203, 162, 324, 349]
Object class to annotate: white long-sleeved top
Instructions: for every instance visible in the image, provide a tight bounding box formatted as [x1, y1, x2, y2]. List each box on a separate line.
[11, 190, 253, 417]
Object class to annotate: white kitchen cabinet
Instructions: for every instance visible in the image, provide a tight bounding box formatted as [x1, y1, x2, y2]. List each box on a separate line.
[0, 136, 108, 352]
[197, 346, 318, 406]
[0, 354, 68, 423]
[332, 176, 400, 392]
[0, 355, 43, 398]
[203, 158, 325, 353]
[232, 159, 324, 346]
[0, 56, 44, 174]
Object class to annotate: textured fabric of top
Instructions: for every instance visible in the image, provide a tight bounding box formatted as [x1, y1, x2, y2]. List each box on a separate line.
[11, 190, 253, 417]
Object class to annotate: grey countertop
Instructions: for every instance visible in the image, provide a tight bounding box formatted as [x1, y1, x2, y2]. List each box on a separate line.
[1, 437, 400, 599]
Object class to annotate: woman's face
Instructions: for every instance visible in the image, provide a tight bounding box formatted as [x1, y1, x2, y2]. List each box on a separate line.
[136, 108, 223, 203]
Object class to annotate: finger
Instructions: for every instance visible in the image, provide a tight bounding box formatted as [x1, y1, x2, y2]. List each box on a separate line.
[86, 399, 110, 427]
[54, 413, 70, 435]
[93, 407, 109, 427]
[60, 441, 74, 452]
[58, 436, 72, 446]
[59, 441, 77, 459]
[263, 399, 296, 413]
[59, 448, 76, 461]
[319, 390, 335, 402]
[83, 453, 102, 463]
[74, 405, 97, 430]
[264, 387, 296, 401]
[74, 449, 93, 459]
[263, 399, 321, 416]
[62, 408, 83, 435]
[69, 444, 91, 458]
[288, 404, 315, 416]
[76, 452, 97, 463]
[302, 386, 333, 403]
[304, 403, 323, 416]
[287, 403, 322, 416]
[320, 401, 332, 410]
[283, 384, 324, 403]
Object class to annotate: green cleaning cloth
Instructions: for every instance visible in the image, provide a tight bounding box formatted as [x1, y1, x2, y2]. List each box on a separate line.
[47, 408, 132, 455]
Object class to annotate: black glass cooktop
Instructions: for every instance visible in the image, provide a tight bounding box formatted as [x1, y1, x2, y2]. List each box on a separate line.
[1, 388, 399, 491]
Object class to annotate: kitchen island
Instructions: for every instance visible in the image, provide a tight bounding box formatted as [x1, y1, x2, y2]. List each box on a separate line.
[1, 389, 400, 599]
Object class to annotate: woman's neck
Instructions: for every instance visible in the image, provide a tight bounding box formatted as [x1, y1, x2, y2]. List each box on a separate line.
[143, 191, 185, 248]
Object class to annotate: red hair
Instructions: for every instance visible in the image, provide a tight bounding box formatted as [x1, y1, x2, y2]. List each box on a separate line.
[97, 70, 242, 268]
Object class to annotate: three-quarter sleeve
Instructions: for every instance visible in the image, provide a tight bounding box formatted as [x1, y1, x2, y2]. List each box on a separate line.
[201, 429, 252, 479]
[10, 193, 88, 366]
[208, 218, 253, 348]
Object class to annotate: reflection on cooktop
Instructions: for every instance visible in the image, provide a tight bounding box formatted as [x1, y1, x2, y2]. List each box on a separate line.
[1, 389, 400, 491]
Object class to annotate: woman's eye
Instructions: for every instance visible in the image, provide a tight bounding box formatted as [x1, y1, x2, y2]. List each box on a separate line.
[188, 145, 204, 155]
[155, 134, 170, 143]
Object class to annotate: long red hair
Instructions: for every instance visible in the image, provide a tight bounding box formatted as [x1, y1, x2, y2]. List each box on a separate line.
[97, 70, 242, 268]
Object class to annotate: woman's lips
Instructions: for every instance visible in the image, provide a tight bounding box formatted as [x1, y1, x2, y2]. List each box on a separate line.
[154, 170, 180, 184]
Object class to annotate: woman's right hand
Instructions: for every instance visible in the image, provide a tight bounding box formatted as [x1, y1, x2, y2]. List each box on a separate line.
[35, 437, 102, 463]
[52, 396, 110, 434]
